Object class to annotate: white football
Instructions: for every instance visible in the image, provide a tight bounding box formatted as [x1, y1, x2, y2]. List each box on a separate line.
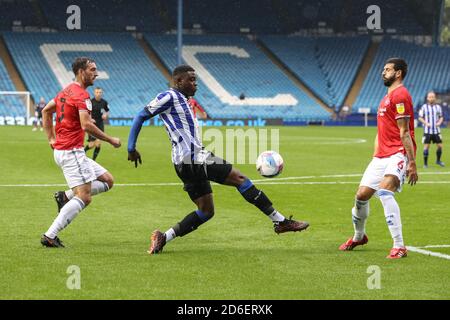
[256, 151, 284, 178]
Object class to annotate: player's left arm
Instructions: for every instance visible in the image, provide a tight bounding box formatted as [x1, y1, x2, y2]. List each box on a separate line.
[397, 117, 418, 185]
[42, 99, 56, 148]
[436, 106, 444, 127]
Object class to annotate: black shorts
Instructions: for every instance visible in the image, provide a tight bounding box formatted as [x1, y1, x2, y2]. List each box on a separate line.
[174, 151, 233, 201]
[423, 134, 442, 144]
[87, 122, 104, 142]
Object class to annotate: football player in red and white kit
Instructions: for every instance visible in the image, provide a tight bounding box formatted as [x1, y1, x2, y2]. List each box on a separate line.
[339, 58, 418, 259]
[41, 57, 121, 247]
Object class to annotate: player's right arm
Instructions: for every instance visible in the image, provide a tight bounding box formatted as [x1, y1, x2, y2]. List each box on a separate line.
[374, 134, 378, 155]
[79, 111, 121, 148]
[42, 99, 56, 148]
[127, 92, 173, 167]
[417, 105, 429, 127]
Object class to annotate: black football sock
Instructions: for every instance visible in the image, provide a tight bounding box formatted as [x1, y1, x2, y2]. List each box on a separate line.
[237, 179, 274, 216]
[84, 145, 90, 152]
[172, 210, 211, 237]
[423, 149, 429, 166]
[93, 147, 101, 161]
[437, 148, 442, 162]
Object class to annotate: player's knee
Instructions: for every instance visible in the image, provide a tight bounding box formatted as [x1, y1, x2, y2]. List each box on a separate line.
[77, 193, 92, 206]
[356, 190, 371, 202]
[226, 169, 246, 186]
[100, 172, 114, 190]
[106, 175, 114, 190]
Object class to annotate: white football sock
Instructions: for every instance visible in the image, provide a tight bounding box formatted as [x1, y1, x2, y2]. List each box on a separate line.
[45, 197, 85, 239]
[352, 198, 369, 241]
[64, 180, 109, 200]
[268, 210, 285, 223]
[378, 189, 404, 248]
[65, 189, 74, 200]
[164, 228, 176, 243]
[90, 180, 109, 196]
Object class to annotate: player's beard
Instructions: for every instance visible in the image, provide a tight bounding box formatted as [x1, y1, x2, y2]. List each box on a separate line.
[383, 74, 395, 87]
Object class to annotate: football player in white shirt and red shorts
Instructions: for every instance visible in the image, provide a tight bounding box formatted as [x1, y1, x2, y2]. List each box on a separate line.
[339, 58, 418, 259]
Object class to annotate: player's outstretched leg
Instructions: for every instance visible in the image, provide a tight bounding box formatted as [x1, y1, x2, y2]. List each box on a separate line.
[224, 169, 309, 233]
[339, 187, 373, 251]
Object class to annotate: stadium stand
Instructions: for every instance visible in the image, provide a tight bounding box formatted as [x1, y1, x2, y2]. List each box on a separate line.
[0, 0, 39, 30]
[341, 0, 426, 35]
[164, 0, 283, 34]
[0, 57, 24, 117]
[260, 36, 370, 110]
[162, 0, 433, 35]
[2, 32, 168, 118]
[145, 34, 332, 121]
[353, 38, 450, 113]
[0, 0, 438, 36]
[38, 0, 167, 32]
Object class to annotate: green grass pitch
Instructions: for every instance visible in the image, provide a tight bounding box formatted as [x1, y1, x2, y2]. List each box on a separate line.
[0, 125, 449, 299]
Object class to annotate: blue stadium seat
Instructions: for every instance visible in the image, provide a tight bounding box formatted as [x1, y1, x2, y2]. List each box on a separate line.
[145, 34, 332, 121]
[2, 32, 169, 118]
[261, 36, 370, 110]
[0, 58, 24, 117]
[353, 38, 450, 113]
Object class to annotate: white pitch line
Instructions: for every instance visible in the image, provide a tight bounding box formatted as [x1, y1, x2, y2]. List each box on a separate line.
[406, 246, 450, 261]
[419, 245, 450, 249]
[2, 180, 450, 187]
[251, 171, 450, 182]
[2, 171, 450, 187]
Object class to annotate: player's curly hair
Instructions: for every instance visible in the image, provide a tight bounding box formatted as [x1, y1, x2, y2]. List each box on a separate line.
[72, 57, 95, 75]
[385, 57, 408, 79]
[172, 65, 195, 78]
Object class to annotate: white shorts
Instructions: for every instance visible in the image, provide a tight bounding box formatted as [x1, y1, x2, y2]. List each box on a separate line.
[54, 148, 107, 189]
[360, 153, 407, 192]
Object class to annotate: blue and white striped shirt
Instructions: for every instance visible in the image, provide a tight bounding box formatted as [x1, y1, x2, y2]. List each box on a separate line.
[419, 104, 443, 134]
[128, 88, 203, 164]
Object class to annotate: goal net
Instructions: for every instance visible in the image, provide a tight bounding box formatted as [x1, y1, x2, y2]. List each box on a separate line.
[0, 91, 32, 125]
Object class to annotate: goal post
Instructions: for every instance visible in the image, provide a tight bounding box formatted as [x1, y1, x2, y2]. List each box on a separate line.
[0, 91, 32, 123]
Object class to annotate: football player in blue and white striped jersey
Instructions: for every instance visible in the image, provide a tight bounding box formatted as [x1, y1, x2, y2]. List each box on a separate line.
[127, 65, 309, 254]
[418, 91, 444, 167]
